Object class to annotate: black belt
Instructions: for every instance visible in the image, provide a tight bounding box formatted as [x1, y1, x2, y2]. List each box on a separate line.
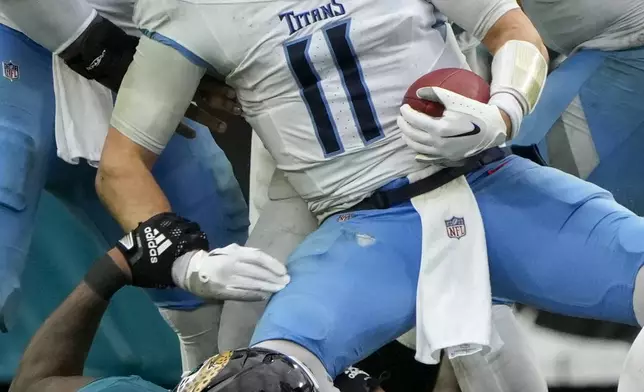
[345, 147, 511, 213]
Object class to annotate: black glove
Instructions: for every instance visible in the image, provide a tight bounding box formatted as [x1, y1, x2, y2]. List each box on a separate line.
[116, 213, 209, 288]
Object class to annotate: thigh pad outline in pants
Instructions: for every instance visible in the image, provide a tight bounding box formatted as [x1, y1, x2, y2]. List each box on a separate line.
[0, 25, 55, 311]
[251, 203, 422, 378]
[469, 155, 644, 325]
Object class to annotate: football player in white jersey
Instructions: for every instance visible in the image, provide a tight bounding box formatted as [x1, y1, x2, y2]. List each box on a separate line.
[74, 1, 644, 392]
[93, 0, 644, 391]
[0, 0, 294, 373]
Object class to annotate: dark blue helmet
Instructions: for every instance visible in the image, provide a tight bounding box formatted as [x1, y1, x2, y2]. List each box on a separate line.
[173, 348, 318, 392]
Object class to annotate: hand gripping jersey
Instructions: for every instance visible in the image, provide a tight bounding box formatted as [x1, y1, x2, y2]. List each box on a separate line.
[134, 0, 468, 217]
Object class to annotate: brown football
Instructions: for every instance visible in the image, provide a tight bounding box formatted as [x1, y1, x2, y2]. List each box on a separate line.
[403, 68, 490, 117]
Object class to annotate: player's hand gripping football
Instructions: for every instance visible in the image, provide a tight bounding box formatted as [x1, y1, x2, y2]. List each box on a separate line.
[178, 74, 243, 138]
[397, 87, 508, 164]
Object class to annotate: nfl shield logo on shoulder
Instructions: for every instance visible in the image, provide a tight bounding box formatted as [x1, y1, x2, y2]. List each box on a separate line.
[2, 61, 19, 82]
[445, 216, 466, 239]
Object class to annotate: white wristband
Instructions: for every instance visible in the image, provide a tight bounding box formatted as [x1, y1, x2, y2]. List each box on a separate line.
[489, 92, 523, 140]
[171, 250, 200, 289]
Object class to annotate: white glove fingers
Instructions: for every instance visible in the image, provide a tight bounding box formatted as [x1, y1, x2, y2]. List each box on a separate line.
[400, 104, 443, 129]
[239, 249, 288, 276]
[213, 245, 288, 276]
[235, 262, 291, 286]
[400, 131, 441, 157]
[415, 86, 442, 102]
[417, 87, 464, 109]
[397, 113, 445, 149]
[227, 274, 289, 293]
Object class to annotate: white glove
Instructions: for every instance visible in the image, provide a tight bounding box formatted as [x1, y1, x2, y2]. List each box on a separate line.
[397, 87, 508, 164]
[172, 244, 290, 302]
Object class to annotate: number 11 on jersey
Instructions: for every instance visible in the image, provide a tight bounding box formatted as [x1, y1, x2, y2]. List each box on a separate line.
[284, 20, 384, 156]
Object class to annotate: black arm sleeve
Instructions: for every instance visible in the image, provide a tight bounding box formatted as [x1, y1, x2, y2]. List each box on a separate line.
[60, 14, 139, 92]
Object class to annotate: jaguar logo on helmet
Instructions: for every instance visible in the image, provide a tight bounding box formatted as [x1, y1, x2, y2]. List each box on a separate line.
[174, 348, 319, 392]
[176, 351, 233, 392]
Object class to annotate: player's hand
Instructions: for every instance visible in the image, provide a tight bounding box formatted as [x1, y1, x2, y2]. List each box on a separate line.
[173, 244, 290, 302]
[397, 86, 508, 164]
[178, 74, 243, 138]
[115, 213, 209, 288]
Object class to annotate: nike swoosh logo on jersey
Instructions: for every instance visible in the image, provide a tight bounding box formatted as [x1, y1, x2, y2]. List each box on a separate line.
[443, 123, 481, 138]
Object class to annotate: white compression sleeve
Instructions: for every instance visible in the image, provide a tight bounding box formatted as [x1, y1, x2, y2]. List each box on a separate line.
[618, 328, 644, 392]
[158, 304, 224, 373]
[432, 0, 519, 42]
[620, 269, 644, 391]
[111, 35, 205, 154]
[0, 0, 95, 53]
[450, 305, 547, 392]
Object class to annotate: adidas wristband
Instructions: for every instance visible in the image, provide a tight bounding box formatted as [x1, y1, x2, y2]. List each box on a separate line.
[84, 254, 129, 301]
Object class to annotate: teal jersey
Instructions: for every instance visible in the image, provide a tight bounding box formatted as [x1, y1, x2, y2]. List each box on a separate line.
[79, 376, 168, 392]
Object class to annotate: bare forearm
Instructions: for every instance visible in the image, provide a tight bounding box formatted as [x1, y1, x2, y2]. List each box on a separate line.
[482, 9, 548, 60]
[96, 128, 171, 231]
[96, 161, 171, 231]
[10, 249, 132, 392]
[10, 284, 107, 392]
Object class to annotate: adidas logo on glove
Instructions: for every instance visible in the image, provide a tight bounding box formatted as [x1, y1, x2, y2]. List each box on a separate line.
[144, 227, 172, 263]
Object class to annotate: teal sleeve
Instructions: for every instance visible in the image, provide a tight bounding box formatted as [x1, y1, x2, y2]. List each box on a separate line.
[78, 376, 168, 392]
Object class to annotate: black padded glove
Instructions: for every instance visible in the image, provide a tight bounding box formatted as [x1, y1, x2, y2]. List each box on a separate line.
[116, 212, 209, 288]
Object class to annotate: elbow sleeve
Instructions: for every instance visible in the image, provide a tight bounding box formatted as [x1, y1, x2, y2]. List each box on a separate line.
[110, 35, 205, 154]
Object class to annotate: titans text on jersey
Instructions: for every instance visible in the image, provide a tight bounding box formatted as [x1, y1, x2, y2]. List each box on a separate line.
[279, 0, 346, 35]
[132, 0, 466, 217]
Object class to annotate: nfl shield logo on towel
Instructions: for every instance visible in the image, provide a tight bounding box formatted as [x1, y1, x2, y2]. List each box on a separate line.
[2, 61, 19, 81]
[445, 217, 466, 239]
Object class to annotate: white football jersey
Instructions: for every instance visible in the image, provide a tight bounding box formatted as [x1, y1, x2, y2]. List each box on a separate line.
[0, 12, 17, 31]
[135, 0, 468, 217]
[0, 0, 138, 37]
[90, 0, 139, 36]
[522, 0, 644, 53]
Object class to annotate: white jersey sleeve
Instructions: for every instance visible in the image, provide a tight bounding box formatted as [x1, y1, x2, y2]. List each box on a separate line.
[432, 0, 519, 42]
[0, 12, 17, 30]
[111, 35, 205, 154]
[522, 0, 644, 53]
[89, 0, 139, 37]
[133, 0, 470, 218]
[0, 0, 95, 52]
[0, 0, 137, 52]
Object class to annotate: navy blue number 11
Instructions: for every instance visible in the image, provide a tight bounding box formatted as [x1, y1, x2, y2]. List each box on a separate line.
[285, 20, 383, 156]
